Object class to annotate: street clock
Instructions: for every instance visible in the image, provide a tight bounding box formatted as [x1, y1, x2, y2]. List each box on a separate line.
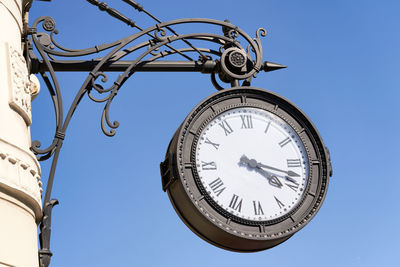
[27, 2, 333, 262]
[161, 87, 332, 251]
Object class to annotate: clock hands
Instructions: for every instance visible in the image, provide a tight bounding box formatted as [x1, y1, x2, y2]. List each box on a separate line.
[256, 161, 300, 177]
[240, 155, 300, 177]
[239, 155, 283, 188]
[239, 155, 300, 186]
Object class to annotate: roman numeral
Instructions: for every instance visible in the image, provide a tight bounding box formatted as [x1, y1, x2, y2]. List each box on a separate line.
[264, 121, 271, 134]
[274, 196, 285, 209]
[279, 137, 291, 147]
[201, 161, 217, 170]
[208, 178, 226, 197]
[287, 159, 301, 168]
[229, 194, 243, 212]
[240, 115, 253, 129]
[253, 201, 264, 215]
[285, 182, 299, 192]
[218, 120, 233, 136]
[204, 138, 219, 150]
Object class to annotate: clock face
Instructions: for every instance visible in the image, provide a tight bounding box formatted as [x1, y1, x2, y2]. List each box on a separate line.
[195, 107, 309, 222]
[161, 87, 331, 252]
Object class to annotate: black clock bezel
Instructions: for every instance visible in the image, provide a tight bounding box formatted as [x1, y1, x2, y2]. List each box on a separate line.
[161, 87, 331, 252]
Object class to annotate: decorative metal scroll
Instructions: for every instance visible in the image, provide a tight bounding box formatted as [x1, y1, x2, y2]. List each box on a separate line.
[26, 1, 285, 266]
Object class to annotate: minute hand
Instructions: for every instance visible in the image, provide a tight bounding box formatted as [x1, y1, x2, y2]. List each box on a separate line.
[257, 162, 300, 177]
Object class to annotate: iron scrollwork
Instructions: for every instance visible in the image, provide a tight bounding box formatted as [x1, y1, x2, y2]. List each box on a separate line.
[26, 1, 285, 266]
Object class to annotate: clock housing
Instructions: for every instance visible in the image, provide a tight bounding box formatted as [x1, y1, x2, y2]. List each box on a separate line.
[160, 87, 331, 252]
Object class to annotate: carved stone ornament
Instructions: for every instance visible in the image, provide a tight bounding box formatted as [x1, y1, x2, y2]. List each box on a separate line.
[0, 149, 43, 206]
[7, 43, 32, 126]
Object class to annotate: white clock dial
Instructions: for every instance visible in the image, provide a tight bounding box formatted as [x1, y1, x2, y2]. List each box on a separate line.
[195, 107, 309, 221]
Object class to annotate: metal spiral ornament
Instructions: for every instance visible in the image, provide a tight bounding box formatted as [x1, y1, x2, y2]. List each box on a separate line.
[26, 2, 286, 266]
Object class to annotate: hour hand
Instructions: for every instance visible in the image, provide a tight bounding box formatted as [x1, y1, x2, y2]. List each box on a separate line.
[256, 168, 283, 188]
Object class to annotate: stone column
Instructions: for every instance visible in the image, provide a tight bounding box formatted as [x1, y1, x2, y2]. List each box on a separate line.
[0, 0, 42, 266]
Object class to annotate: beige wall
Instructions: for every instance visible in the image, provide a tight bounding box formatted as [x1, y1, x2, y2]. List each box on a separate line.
[0, 0, 42, 266]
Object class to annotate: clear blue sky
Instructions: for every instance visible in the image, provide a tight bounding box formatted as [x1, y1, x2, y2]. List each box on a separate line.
[30, 1, 399, 266]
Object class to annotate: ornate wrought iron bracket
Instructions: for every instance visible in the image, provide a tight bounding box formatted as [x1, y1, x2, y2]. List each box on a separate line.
[26, 1, 286, 266]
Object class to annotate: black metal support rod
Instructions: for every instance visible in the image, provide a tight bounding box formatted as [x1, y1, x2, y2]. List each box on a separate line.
[31, 60, 218, 73]
[31, 59, 286, 74]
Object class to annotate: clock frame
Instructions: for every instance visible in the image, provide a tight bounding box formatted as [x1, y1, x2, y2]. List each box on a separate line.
[160, 87, 331, 252]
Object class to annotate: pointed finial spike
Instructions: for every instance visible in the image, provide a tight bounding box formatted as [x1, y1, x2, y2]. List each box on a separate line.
[262, 61, 287, 72]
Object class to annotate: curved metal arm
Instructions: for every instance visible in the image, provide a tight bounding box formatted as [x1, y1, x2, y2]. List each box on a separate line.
[27, 2, 286, 266]
[29, 16, 269, 146]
